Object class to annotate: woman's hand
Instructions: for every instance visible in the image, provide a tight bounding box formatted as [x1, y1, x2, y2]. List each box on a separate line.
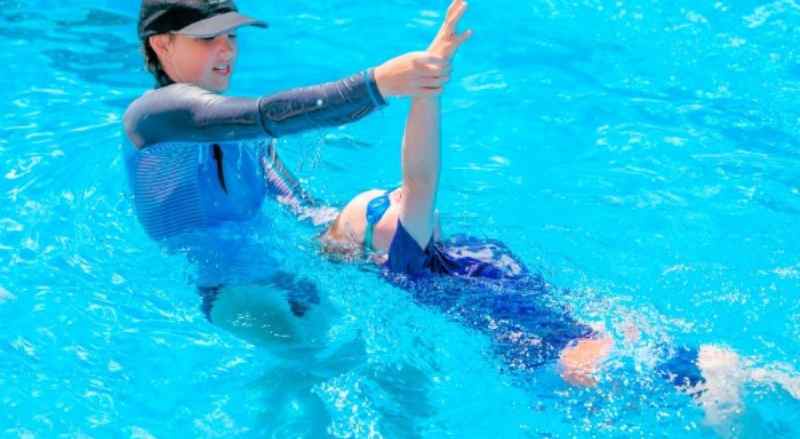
[373, 0, 472, 98]
[374, 51, 452, 98]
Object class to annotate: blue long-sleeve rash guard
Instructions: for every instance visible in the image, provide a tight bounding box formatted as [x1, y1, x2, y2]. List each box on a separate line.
[124, 69, 385, 148]
[122, 70, 385, 244]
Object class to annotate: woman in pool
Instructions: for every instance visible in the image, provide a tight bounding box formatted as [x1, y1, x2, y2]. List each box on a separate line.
[316, 1, 800, 429]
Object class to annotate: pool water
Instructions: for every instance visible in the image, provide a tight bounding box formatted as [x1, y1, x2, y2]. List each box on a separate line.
[2, 0, 799, 437]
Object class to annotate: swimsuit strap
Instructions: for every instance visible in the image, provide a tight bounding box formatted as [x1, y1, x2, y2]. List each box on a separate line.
[364, 188, 395, 253]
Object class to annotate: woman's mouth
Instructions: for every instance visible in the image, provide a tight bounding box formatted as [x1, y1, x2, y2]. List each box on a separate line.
[213, 64, 231, 77]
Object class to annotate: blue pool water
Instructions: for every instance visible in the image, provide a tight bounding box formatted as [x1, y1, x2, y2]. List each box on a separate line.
[2, 0, 800, 437]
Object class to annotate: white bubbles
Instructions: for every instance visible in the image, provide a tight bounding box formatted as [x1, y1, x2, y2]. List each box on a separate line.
[726, 36, 747, 48]
[685, 10, 709, 24]
[130, 426, 157, 439]
[744, 1, 783, 28]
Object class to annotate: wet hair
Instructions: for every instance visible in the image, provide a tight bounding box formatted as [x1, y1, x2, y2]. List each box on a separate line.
[318, 216, 362, 262]
[141, 36, 175, 88]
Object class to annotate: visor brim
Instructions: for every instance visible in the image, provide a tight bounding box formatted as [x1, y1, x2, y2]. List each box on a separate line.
[176, 11, 268, 38]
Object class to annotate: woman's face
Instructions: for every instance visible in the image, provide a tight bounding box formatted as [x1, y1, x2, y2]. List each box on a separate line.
[151, 32, 238, 92]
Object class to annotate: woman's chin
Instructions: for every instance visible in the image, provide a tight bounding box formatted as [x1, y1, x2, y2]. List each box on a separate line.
[198, 76, 231, 93]
[212, 81, 230, 93]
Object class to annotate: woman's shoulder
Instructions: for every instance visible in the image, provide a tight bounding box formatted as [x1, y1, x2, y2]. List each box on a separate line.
[123, 84, 214, 148]
[125, 83, 209, 116]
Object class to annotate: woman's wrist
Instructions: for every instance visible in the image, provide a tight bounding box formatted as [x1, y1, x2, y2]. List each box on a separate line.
[373, 63, 395, 98]
[365, 68, 388, 107]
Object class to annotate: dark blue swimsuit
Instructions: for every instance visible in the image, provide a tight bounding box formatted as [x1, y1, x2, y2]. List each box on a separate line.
[365, 191, 594, 370]
[366, 191, 705, 384]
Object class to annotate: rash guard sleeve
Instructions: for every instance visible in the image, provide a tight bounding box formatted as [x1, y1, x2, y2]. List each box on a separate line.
[124, 69, 386, 148]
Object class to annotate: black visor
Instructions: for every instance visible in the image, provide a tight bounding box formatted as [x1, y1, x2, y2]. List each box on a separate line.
[138, 0, 267, 39]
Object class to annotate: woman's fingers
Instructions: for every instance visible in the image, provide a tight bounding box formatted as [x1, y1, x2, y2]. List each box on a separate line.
[418, 76, 450, 89]
[418, 63, 451, 77]
[418, 87, 443, 97]
[412, 54, 451, 77]
[414, 54, 447, 68]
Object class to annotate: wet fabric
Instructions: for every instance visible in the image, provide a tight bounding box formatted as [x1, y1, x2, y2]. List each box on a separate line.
[124, 70, 384, 242]
[124, 70, 385, 304]
[385, 220, 526, 280]
[124, 70, 385, 149]
[125, 140, 268, 242]
[382, 220, 595, 370]
[656, 346, 706, 389]
[381, 221, 710, 381]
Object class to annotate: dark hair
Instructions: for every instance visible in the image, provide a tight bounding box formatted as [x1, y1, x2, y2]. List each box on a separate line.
[141, 36, 174, 88]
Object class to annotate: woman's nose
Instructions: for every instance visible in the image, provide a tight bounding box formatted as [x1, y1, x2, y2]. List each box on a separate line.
[216, 35, 236, 57]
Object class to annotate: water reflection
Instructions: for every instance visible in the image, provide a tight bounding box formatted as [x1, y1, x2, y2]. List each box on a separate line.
[0, 6, 146, 100]
[53, 8, 132, 27]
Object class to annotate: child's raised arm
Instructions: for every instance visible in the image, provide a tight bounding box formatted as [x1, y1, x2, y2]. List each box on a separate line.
[398, 0, 472, 249]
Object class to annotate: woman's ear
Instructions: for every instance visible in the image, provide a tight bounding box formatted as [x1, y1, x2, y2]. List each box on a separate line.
[148, 34, 172, 59]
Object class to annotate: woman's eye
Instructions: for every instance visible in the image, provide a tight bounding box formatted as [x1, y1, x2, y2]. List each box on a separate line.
[197, 34, 235, 43]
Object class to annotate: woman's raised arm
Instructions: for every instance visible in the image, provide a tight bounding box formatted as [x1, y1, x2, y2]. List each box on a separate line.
[125, 69, 383, 148]
[125, 50, 459, 149]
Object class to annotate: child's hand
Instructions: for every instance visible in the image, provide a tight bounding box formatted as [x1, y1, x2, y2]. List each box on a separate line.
[428, 0, 473, 60]
[373, 0, 472, 98]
